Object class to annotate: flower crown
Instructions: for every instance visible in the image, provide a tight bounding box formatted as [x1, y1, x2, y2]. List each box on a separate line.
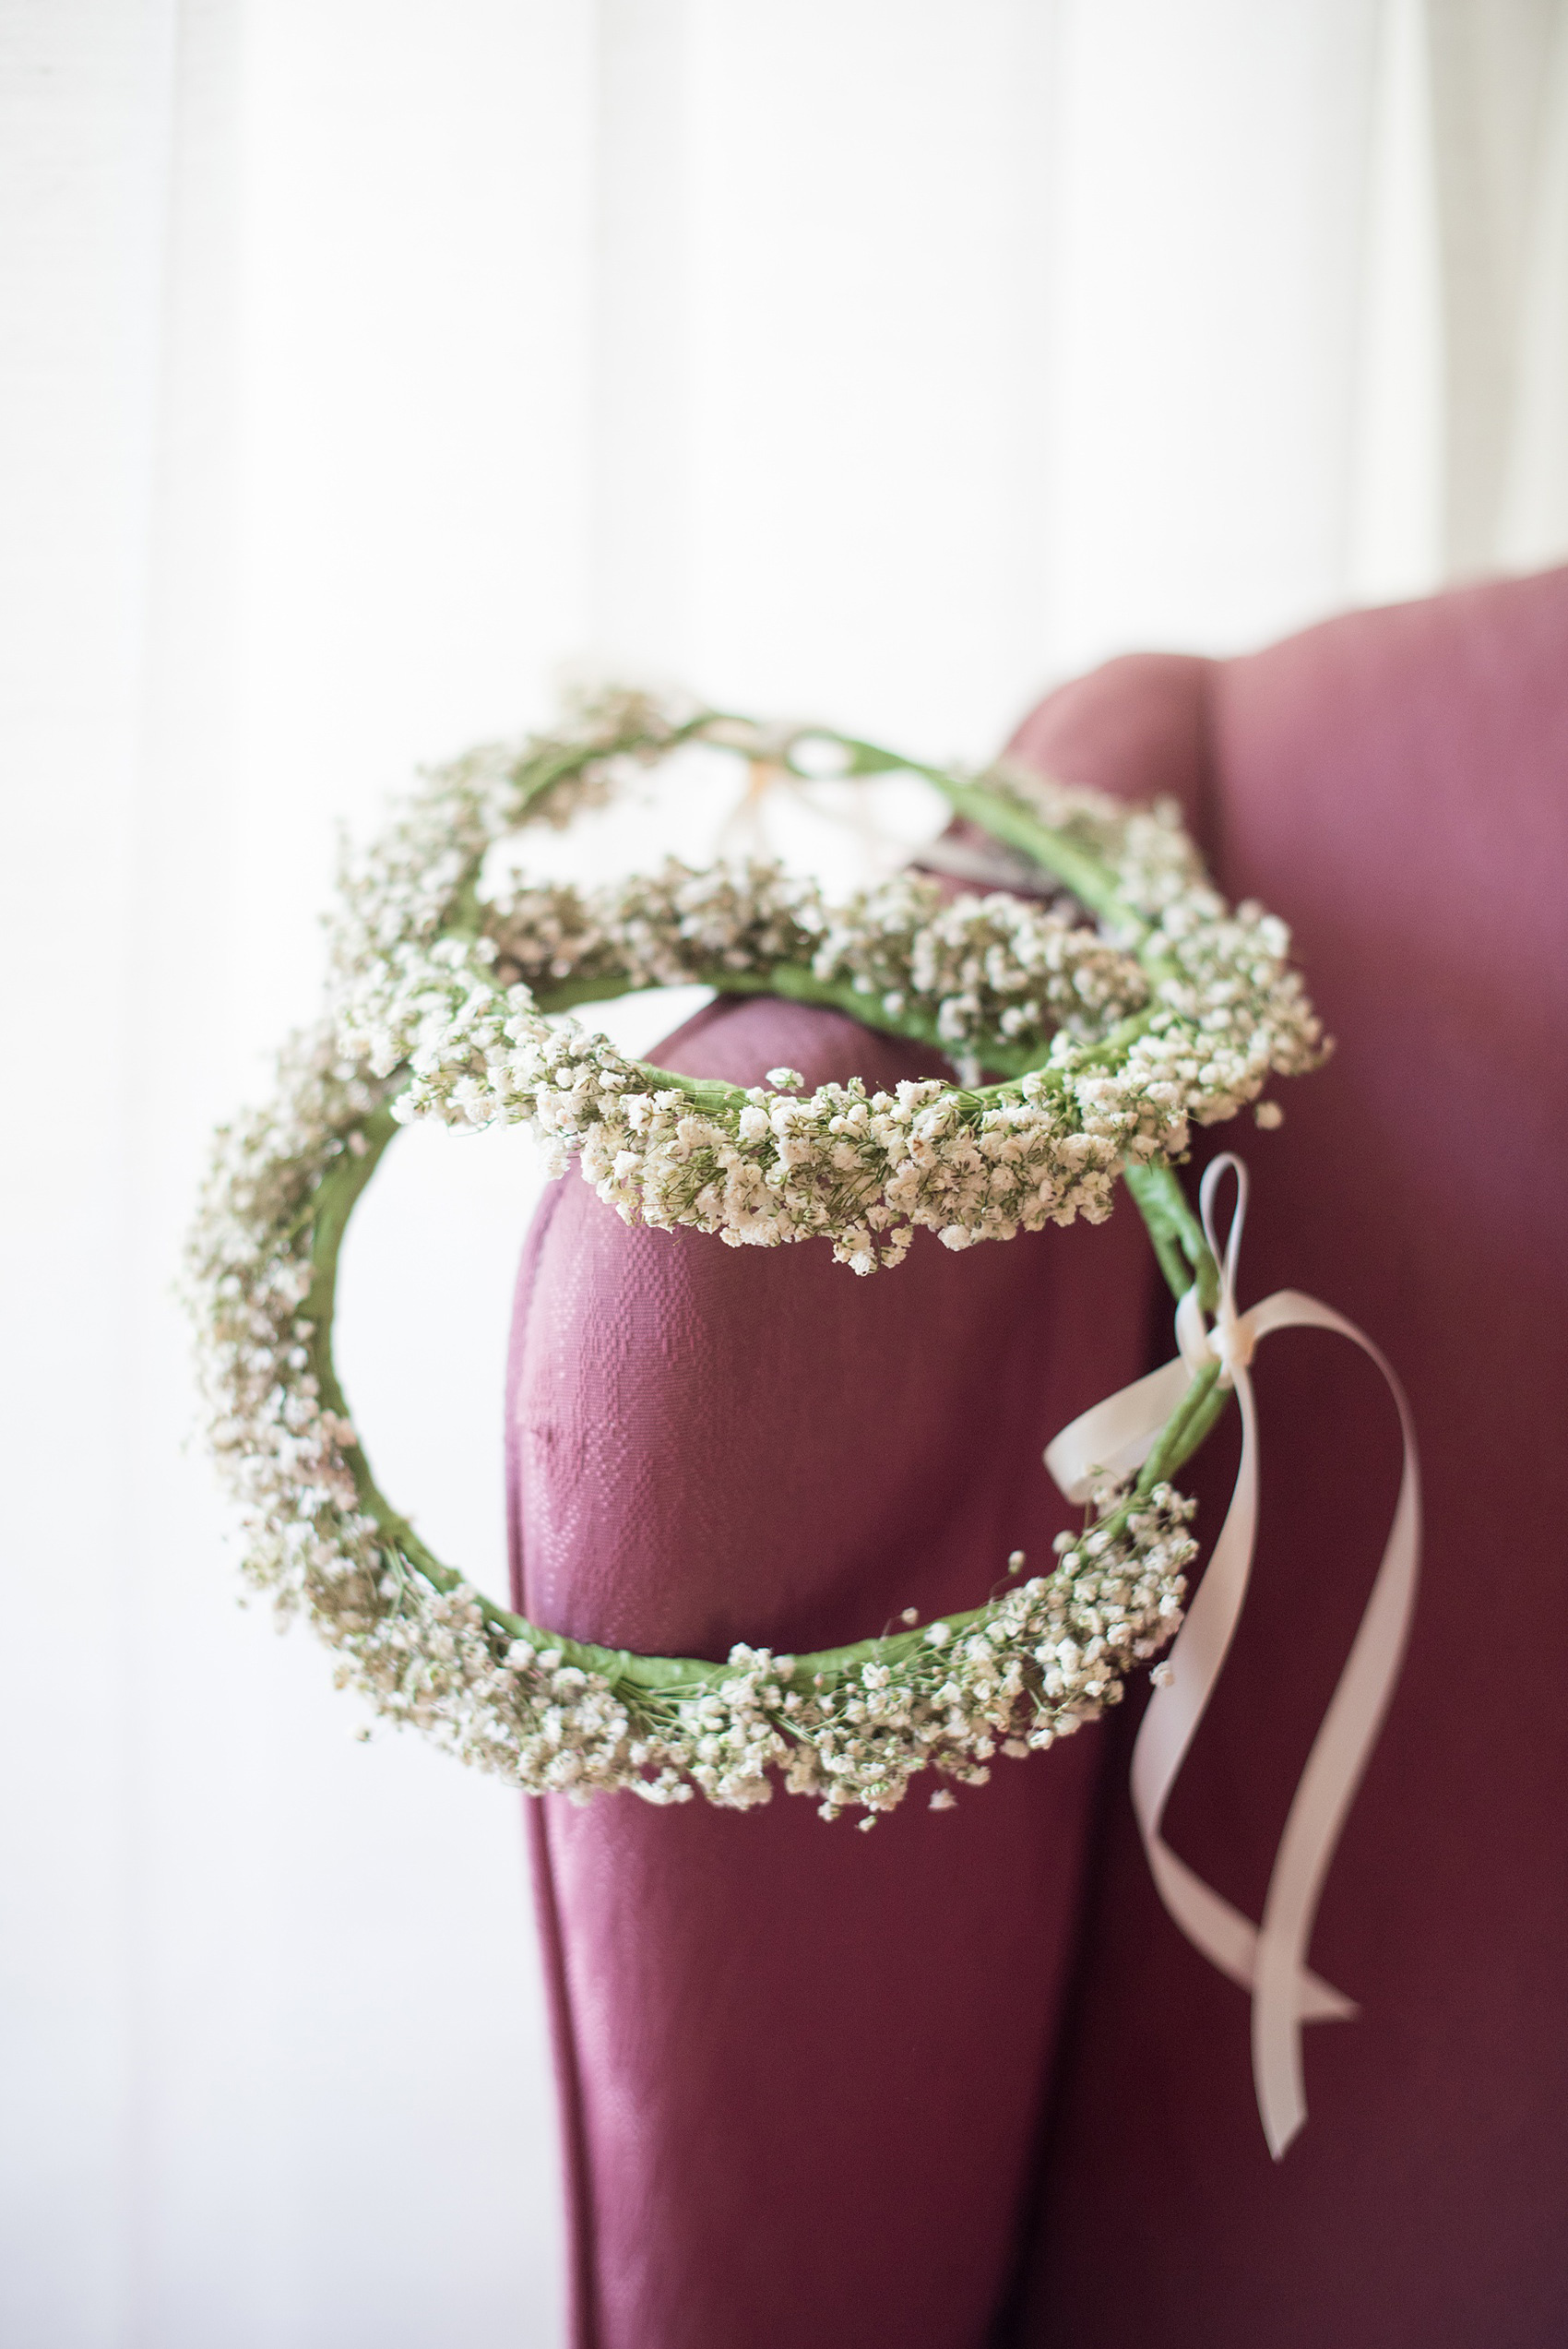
[188, 692, 1327, 1825]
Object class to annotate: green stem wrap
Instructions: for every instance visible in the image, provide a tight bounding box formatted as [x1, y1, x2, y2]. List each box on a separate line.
[302, 721, 1229, 1703]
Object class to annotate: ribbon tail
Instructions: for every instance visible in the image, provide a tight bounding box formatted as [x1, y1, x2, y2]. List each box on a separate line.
[1141, 1838, 1352, 2019]
[1131, 1364, 1361, 2014]
[1248, 1295, 1423, 2160]
[1044, 1249, 1420, 2163]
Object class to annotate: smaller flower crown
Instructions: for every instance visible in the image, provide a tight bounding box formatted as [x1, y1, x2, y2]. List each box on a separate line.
[187, 693, 1328, 1823]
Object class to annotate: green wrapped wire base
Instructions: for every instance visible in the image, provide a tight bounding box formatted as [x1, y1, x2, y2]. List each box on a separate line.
[188, 694, 1325, 1818]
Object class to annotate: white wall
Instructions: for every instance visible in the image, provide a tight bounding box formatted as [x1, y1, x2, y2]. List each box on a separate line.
[3, 3, 1565, 2343]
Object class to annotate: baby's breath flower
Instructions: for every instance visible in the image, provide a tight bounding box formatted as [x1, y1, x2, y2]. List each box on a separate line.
[185, 689, 1322, 1819]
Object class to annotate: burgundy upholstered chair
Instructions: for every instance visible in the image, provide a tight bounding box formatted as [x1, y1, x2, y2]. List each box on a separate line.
[506, 567, 1568, 2349]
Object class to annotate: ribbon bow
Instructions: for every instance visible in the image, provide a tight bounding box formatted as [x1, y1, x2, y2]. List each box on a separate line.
[1044, 1154, 1421, 2158]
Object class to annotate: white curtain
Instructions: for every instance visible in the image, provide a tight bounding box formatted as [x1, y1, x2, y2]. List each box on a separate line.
[4, 4, 1564, 2343]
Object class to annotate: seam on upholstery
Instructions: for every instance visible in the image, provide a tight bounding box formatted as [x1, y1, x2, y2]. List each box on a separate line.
[983, 1689, 1146, 2349]
[505, 1180, 565, 1615]
[988, 1220, 1182, 2343]
[506, 1182, 601, 2349]
[527, 1798, 600, 2349]
[987, 654, 1219, 2345]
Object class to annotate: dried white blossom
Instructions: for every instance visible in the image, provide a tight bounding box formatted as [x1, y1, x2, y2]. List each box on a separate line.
[185, 691, 1318, 1817]
[327, 706, 1323, 1275]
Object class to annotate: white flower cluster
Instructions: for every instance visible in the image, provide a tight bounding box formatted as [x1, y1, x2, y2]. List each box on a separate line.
[328, 686, 690, 986]
[188, 1027, 1194, 1815]
[487, 858, 820, 990]
[706, 1494, 1195, 1821]
[342, 936, 1138, 1271]
[485, 859, 1147, 1052]
[186, 693, 1311, 1813]
[186, 1031, 1196, 1811]
[328, 703, 1324, 1274]
[308, 1482, 1194, 1824]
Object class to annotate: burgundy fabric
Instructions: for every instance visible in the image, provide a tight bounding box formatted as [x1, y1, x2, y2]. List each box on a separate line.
[505, 1004, 1153, 2349]
[1006, 570, 1568, 2348]
[508, 569, 1568, 2346]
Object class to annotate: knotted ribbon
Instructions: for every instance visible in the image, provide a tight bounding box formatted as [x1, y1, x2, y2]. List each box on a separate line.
[1043, 1154, 1421, 2158]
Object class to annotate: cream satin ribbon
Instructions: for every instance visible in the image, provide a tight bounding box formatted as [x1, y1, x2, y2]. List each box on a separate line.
[1043, 1154, 1421, 2159]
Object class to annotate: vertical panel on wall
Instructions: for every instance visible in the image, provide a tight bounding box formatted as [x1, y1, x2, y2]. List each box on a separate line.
[590, 0, 694, 676]
[1041, 0, 1383, 674]
[0, 3, 177, 2340]
[1345, 0, 1446, 606]
[1428, 0, 1568, 574]
[122, 4, 596, 2343]
[680, 0, 1060, 756]
[1500, 2, 1568, 566]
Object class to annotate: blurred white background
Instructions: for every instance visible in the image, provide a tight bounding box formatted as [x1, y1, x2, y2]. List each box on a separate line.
[4, 2, 1566, 2343]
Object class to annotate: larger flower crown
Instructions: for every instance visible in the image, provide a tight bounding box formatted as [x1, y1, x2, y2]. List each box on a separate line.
[188, 693, 1328, 1824]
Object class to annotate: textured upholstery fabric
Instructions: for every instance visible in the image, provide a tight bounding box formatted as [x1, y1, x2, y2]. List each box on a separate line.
[507, 569, 1568, 2347]
[1009, 571, 1568, 2349]
[505, 1007, 1150, 2349]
